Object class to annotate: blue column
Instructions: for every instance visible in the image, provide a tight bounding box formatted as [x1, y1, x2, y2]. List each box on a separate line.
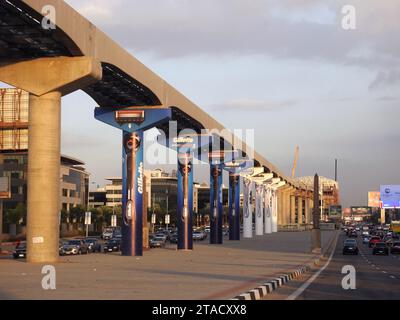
[177, 151, 193, 250]
[229, 172, 240, 240]
[210, 163, 223, 244]
[121, 130, 144, 256]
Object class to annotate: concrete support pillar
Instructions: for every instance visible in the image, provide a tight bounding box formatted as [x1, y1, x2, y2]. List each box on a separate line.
[0, 57, 102, 263]
[26, 92, 61, 262]
[298, 197, 304, 225]
[277, 189, 284, 226]
[290, 194, 296, 224]
[272, 190, 278, 232]
[255, 184, 264, 236]
[264, 187, 272, 234]
[284, 190, 291, 225]
[243, 178, 253, 238]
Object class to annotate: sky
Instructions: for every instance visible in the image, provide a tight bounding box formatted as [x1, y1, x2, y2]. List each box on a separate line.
[50, 0, 400, 207]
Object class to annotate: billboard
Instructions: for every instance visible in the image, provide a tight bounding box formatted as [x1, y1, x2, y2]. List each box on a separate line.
[329, 205, 342, 218]
[368, 191, 381, 207]
[380, 185, 400, 208]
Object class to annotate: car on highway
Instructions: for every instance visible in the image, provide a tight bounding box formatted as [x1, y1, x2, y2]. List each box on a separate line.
[390, 242, 400, 254]
[348, 230, 358, 238]
[12, 242, 26, 259]
[372, 242, 389, 255]
[60, 239, 89, 255]
[362, 235, 371, 244]
[343, 239, 359, 255]
[369, 236, 381, 248]
[150, 235, 166, 248]
[84, 238, 102, 253]
[103, 239, 121, 253]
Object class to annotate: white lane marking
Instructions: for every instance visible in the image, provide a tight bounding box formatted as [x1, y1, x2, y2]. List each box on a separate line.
[382, 271, 387, 274]
[286, 234, 338, 300]
[376, 267, 380, 270]
[390, 275, 396, 279]
[372, 264, 375, 267]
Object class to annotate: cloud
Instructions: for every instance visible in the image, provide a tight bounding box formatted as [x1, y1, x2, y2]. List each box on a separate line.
[369, 70, 400, 91]
[64, 0, 400, 72]
[208, 99, 297, 112]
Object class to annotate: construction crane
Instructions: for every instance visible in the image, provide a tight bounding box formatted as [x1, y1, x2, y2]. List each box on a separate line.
[291, 145, 299, 179]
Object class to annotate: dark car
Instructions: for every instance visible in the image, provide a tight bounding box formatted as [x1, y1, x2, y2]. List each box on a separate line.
[169, 233, 178, 244]
[372, 242, 389, 255]
[369, 236, 381, 248]
[343, 239, 359, 255]
[348, 230, 358, 238]
[103, 239, 121, 253]
[84, 238, 102, 253]
[60, 239, 89, 255]
[390, 242, 400, 254]
[12, 243, 27, 259]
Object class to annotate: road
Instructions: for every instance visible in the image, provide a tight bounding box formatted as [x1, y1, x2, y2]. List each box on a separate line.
[0, 231, 335, 300]
[266, 233, 400, 300]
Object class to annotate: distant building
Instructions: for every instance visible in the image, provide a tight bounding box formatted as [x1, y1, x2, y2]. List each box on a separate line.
[295, 176, 340, 220]
[0, 88, 89, 235]
[89, 188, 107, 208]
[104, 177, 122, 208]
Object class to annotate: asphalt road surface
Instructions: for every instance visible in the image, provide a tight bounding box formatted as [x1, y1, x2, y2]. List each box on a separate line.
[267, 233, 400, 300]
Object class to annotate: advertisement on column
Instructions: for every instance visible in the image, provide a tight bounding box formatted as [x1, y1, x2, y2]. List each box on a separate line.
[228, 173, 240, 240]
[243, 178, 253, 238]
[264, 187, 272, 234]
[210, 163, 223, 244]
[177, 152, 193, 250]
[122, 131, 143, 256]
[255, 184, 264, 236]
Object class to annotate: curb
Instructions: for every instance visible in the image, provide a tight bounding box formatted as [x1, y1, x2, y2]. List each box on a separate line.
[232, 230, 339, 300]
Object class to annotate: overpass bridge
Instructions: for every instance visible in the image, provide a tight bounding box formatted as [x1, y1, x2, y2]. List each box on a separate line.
[0, 0, 315, 262]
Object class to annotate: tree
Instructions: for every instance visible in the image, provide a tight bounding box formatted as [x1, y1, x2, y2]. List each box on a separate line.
[5, 203, 26, 225]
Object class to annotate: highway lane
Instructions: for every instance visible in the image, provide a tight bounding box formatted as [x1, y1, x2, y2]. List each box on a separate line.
[266, 232, 400, 300]
[294, 233, 400, 299]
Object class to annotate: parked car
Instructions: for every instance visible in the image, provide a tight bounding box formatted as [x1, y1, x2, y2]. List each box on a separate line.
[12, 242, 27, 259]
[193, 229, 207, 241]
[155, 233, 167, 242]
[102, 229, 114, 240]
[369, 236, 381, 248]
[84, 238, 102, 253]
[150, 235, 166, 248]
[343, 239, 359, 255]
[169, 233, 178, 244]
[60, 239, 89, 255]
[390, 242, 400, 254]
[372, 242, 389, 255]
[103, 239, 121, 253]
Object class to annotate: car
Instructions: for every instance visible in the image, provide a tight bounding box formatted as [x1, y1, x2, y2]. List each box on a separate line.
[169, 233, 178, 244]
[369, 236, 381, 248]
[102, 229, 114, 240]
[343, 239, 359, 255]
[155, 233, 167, 242]
[362, 235, 371, 244]
[390, 242, 400, 254]
[103, 239, 121, 253]
[150, 235, 166, 248]
[60, 239, 89, 255]
[12, 242, 27, 259]
[348, 230, 358, 238]
[84, 238, 102, 253]
[372, 242, 389, 255]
